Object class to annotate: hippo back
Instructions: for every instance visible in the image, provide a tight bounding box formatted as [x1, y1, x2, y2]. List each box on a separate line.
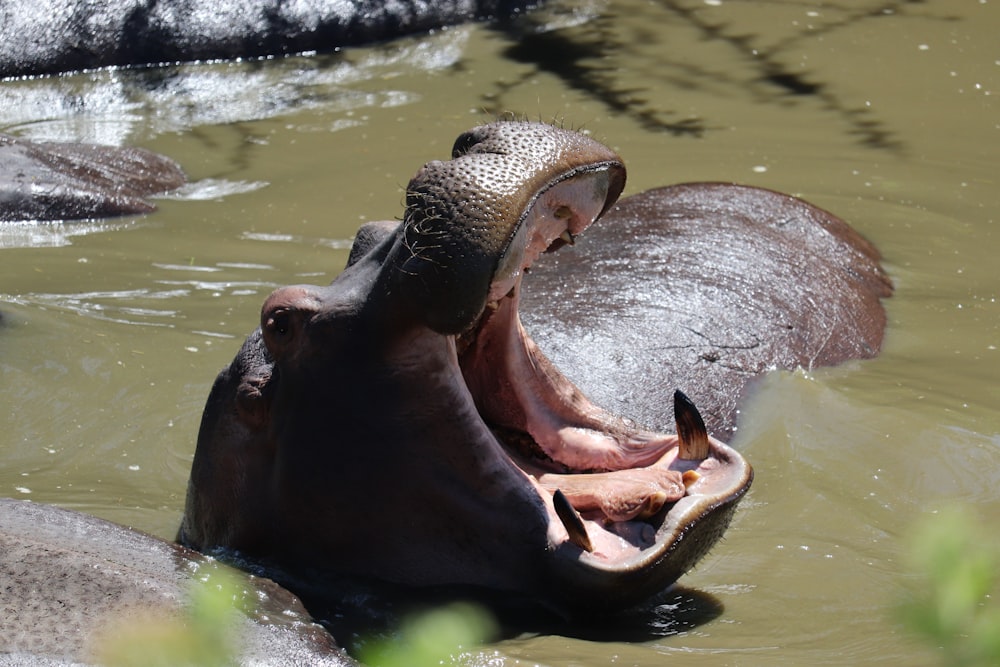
[520, 183, 893, 438]
[0, 498, 354, 666]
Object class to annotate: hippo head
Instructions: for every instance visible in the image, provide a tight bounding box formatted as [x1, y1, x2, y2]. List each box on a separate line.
[180, 121, 752, 613]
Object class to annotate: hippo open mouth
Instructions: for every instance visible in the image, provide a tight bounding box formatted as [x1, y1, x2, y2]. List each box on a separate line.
[455, 180, 752, 570]
[407, 124, 754, 606]
[181, 121, 752, 613]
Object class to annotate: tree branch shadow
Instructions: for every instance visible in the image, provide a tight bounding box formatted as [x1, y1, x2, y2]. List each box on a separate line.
[489, 0, 958, 152]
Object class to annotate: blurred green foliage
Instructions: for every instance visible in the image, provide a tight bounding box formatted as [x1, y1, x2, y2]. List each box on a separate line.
[358, 602, 498, 667]
[898, 506, 1000, 667]
[92, 566, 242, 667]
[90, 559, 496, 667]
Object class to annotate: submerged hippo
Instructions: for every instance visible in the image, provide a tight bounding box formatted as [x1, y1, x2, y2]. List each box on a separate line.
[0, 0, 537, 78]
[180, 121, 890, 615]
[0, 498, 355, 666]
[0, 134, 185, 222]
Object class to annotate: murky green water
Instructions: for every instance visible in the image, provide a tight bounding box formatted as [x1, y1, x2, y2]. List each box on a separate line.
[2, 0, 998, 664]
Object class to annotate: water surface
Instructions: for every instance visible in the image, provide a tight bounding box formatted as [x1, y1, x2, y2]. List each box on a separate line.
[2, 1, 998, 665]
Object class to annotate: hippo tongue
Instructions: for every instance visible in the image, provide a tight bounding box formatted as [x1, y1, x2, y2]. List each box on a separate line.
[459, 278, 693, 523]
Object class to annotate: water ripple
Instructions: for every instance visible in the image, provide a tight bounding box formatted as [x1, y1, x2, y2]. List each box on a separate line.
[0, 219, 134, 249]
[156, 178, 269, 201]
[0, 28, 470, 146]
[240, 230, 354, 249]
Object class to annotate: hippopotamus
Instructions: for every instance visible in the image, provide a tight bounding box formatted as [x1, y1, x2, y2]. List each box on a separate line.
[0, 0, 536, 78]
[178, 121, 890, 616]
[0, 134, 186, 222]
[0, 498, 356, 666]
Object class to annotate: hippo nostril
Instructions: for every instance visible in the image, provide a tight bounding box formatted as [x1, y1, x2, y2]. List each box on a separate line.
[450, 130, 479, 157]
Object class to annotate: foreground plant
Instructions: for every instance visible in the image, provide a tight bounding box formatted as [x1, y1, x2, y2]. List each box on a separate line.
[898, 506, 1000, 667]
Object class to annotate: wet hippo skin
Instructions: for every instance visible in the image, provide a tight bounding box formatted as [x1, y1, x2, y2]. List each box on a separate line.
[0, 498, 356, 666]
[0, 134, 186, 222]
[522, 183, 894, 439]
[176, 120, 891, 617]
[0, 0, 537, 78]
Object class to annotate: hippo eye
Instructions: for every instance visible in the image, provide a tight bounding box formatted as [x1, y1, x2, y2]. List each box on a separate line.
[265, 309, 293, 338]
[261, 304, 309, 361]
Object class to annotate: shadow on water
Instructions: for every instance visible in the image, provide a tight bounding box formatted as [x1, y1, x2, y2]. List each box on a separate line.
[490, 0, 959, 151]
[533, 586, 724, 643]
[490, 4, 709, 136]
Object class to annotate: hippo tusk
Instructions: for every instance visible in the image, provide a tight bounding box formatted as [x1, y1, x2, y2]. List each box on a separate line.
[553, 489, 594, 553]
[674, 389, 711, 460]
[558, 229, 576, 245]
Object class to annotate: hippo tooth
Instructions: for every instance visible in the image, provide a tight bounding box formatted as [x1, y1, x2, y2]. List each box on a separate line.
[559, 229, 576, 246]
[674, 389, 711, 460]
[553, 489, 594, 553]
